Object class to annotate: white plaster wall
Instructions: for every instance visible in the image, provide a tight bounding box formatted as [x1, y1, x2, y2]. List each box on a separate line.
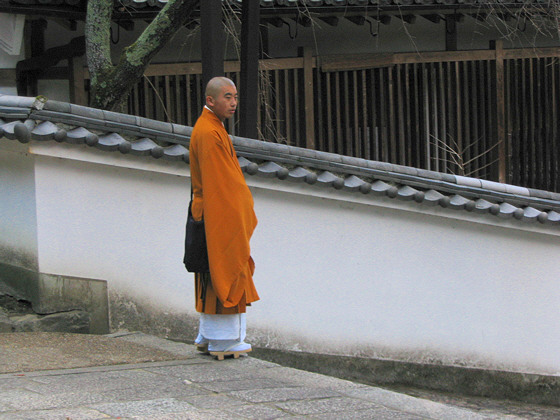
[0, 141, 39, 269]
[31, 144, 192, 311]
[0, 43, 24, 68]
[3, 139, 560, 374]
[248, 182, 560, 374]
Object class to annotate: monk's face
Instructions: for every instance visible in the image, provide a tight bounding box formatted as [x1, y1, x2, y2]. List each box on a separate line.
[208, 84, 238, 121]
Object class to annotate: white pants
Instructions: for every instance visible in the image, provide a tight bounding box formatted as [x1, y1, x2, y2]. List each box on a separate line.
[199, 313, 246, 341]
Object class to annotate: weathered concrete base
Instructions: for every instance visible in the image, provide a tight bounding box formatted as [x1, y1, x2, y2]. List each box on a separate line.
[0, 262, 109, 334]
[251, 347, 560, 407]
[10, 311, 90, 334]
[108, 290, 199, 342]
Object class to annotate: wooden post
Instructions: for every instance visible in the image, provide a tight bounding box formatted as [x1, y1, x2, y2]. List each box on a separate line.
[302, 47, 315, 149]
[239, 0, 260, 139]
[492, 40, 507, 183]
[445, 15, 457, 51]
[69, 55, 86, 105]
[201, 0, 224, 91]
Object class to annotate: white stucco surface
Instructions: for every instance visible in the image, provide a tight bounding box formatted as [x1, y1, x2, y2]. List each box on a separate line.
[0, 141, 39, 268]
[1, 139, 560, 374]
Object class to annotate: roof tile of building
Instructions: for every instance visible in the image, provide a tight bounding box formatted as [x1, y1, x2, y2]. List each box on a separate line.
[1, 94, 559, 229]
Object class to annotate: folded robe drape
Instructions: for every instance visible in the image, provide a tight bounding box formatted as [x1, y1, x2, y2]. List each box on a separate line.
[189, 108, 259, 314]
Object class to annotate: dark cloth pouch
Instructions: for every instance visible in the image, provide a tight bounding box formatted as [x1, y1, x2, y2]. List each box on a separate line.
[183, 200, 210, 273]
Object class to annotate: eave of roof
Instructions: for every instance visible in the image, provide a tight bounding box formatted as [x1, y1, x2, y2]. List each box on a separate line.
[1, 0, 549, 20]
[1, 94, 559, 228]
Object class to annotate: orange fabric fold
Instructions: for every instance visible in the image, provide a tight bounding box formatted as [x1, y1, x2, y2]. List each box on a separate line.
[189, 108, 259, 312]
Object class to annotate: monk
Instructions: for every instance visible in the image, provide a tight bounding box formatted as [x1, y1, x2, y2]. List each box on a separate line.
[188, 76, 259, 360]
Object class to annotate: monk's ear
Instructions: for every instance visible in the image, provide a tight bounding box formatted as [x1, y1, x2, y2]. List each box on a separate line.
[206, 95, 214, 107]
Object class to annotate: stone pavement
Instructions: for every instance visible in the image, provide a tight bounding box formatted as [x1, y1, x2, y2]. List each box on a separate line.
[0, 332, 549, 419]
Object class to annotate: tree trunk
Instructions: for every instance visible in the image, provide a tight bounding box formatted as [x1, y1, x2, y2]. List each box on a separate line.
[85, 0, 199, 111]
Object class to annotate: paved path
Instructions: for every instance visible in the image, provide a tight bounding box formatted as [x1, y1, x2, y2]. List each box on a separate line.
[0, 332, 543, 419]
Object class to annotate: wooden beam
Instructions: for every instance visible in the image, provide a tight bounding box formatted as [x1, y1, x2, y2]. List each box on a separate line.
[292, 16, 312, 27]
[371, 15, 391, 25]
[421, 14, 441, 24]
[16, 36, 84, 72]
[472, 13, 487, 22]
[319, 16, 339, 27]
[445, 15, 457, 51]
[116, 20, 134, 31]
[264, 17, 284, 28]
[52, 19, 77, 31]
[239, 0, 260, 139]
[201, 0, 224, 90]
[346, 15, 366, 25]
[69, 55, 86, 105]
[398, 14, 416, 25]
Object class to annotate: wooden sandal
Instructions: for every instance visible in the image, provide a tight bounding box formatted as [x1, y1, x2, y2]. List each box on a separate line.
[209, 347, 251, 361]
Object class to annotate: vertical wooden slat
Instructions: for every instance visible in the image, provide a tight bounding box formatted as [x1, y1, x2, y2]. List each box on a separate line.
[404, 64, 412, 165]
[430, 64, 439, 172]
[422, 64, 431, 170]
[413, 63, 421, 168]
[352, 70, 360, 157]
[539, 58, 547, 188]
[493, 40, 506, 183]
[174, 75, 181, 124]
[461, 61, 471, 174]
[164, 75, 171, 122]
[303, 47, 315, 149]
[552, 58, 559, 191]
[528, 58, 536, 187]
[369, 69, 378, 161]
[69, 55, 86, 105]
[315, 69, 324, 151]
[396, 65, 406, 164]
[335, 72, 343, 154]
[284, 69, 292, 145]
[454, 61, 462, 173]
[326, 72, 334, 153]
[446, 62, 455, 173]
[273, 70, 281, 141]
[361, 69, 369, 160]
[293, 69, 300, 146]
[438, 62, 447, 174]
[133, 81, 140, 117]
[343, 71, 352, 156]
[387, 67, 396, 163]
[521, 59, 528, 186]
[511, 59, 521, 186]
[379, 68, 388, 162]
[469, 61, 479, 178]
[144, 76, 152, 119]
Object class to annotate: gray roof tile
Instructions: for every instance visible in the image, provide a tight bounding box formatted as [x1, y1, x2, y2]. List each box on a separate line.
[343, 175, 366, 191]
[31, 121, 58, 141]
[396, 185, 419, 201]
[1, 94, 559, 230]
[449, 194, 470, 210]
[130, 138, 160, 155]
[97, 133, 129, 152]
[424, 189, 445, 206]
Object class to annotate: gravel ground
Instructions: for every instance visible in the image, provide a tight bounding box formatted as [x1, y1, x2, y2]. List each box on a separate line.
[0, 332, 189, 374]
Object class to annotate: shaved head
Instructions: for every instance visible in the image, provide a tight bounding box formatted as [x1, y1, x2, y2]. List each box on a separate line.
[205, 77, 236, 99]
[205, 77, 238, 121]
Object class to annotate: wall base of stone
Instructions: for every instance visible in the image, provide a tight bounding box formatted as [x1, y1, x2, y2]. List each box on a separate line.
[251, 347, 560, 407]
[0, 262, 109, 334]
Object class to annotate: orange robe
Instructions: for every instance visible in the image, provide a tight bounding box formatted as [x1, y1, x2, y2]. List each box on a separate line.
[189, 107, 259, 314]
